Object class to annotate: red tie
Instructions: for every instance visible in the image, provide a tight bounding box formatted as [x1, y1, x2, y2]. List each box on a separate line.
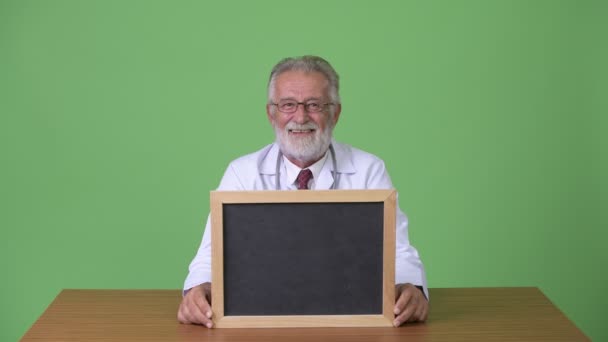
[296, 169, 313, 190]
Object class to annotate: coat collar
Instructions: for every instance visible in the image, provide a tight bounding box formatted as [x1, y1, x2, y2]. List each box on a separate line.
[259, 140, 356, 176]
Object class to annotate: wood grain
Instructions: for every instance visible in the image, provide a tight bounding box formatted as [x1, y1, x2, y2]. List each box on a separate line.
[210, 189, 395, 203]
[382, 190, 396, 323]
[20, 287, 590, 341]
[210, 190, 225, 320]
[215, 315, 392, 328]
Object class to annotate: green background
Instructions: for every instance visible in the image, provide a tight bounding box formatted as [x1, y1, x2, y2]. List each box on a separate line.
[1, 0, 606, 340]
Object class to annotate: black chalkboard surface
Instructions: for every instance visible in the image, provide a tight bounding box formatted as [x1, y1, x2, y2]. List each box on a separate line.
[210, 190, 396, 328]
[223, 202, 383, 316]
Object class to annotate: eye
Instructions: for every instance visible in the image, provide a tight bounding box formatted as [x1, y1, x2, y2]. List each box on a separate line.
[280, 101, 297, 110]
[306, 102, 322, 112]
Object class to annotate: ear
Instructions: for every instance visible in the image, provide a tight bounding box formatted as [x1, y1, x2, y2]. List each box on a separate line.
[331, 104, 342, 127]
[266, 104, 275, 126]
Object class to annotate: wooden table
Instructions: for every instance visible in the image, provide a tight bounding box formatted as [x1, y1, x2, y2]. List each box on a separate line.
[21, 287, 589, 341]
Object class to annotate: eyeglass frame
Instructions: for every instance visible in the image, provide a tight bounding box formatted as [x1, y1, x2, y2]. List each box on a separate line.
[269, 99, 335, 114]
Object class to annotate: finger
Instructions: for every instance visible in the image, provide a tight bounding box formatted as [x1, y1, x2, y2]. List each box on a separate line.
[406, 294, 423, 322]
[409, 301, 425, 322]
[420, 301, 429, 322]
[190, 303, 213, 327]
[192, 296, 213, 328]
[194, 294, 213, 320]
[178, 291, 213, 327]
[177, 303, 188, 323]
[394, 303, 416, 327]
[397, 287, 429, 325]
[410, 296, 429, 323]
[394, 287, 414, 315]
[181, 299, 212, 327]
[178, 302, 199, 324]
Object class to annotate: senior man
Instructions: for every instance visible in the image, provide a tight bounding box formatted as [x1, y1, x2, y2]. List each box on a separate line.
[178, 56, 428, 328]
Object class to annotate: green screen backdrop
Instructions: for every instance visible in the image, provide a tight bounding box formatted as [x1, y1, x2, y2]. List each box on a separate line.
[1, 1, 606, 340]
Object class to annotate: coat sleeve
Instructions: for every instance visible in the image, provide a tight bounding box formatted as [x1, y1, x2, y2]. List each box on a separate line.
[366, 159, 429, 299]
[182, 163, 245, 293]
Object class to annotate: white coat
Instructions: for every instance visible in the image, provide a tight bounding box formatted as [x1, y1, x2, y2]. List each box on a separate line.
[184, 140, 428, 298]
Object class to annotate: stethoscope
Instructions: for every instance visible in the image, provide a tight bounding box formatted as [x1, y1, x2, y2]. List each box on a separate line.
[275, 144, 339, 190]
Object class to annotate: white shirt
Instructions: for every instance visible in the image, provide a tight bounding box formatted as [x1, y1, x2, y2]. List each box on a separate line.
[183, 140, 428, 298]
[283, 152, 328, 190]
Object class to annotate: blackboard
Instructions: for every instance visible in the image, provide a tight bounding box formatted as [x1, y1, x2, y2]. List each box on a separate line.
[210, 190, 396, 328]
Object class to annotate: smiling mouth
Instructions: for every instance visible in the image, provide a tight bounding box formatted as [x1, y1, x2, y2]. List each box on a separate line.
[288, 129, 315, 134]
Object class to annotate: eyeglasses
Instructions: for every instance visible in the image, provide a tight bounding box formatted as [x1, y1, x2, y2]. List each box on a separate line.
[270, 100, 334, 114]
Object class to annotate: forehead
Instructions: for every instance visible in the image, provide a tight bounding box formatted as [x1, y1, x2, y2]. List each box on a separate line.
[273, 70, 330, 99]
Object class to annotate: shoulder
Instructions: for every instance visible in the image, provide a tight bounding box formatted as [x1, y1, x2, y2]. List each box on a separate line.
[217, 143, 276, 190]
[227, 143, 276, 170]
[332, 140, 386, 170]
[332, 140, 393, 189]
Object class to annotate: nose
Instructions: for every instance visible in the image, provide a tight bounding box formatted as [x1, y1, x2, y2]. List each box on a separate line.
[292, 103, 310, 124]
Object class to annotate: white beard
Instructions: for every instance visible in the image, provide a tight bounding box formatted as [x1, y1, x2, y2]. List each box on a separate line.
[274, 121, 333, 164]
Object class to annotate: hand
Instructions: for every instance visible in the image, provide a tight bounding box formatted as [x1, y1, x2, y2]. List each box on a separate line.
[177, 282, 214, 328]
[393, 283, 428, 326]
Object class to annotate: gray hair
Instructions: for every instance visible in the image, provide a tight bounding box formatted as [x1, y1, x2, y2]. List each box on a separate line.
[267, 56, 341, 106]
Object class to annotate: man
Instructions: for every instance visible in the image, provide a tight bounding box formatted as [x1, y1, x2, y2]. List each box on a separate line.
[178, 56, 428, 328]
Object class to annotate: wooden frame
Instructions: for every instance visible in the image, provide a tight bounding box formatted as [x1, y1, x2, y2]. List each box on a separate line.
[210, 189, 396, 328]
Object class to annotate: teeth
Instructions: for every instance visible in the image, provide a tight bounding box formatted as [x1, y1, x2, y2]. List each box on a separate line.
[290, 129, 313, 133]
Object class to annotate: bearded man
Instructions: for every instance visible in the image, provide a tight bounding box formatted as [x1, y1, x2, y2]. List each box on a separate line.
[178, 56, 428, 328]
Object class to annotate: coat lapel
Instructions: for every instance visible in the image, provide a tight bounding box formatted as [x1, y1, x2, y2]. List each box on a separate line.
[315, 161, 336, 190]
[315, 141, 356, 190]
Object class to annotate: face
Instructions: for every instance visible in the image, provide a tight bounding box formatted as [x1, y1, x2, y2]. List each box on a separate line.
[266, 71, 341, 166]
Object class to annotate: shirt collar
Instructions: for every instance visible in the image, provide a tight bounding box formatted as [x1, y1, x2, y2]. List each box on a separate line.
[283, 152, 329, 190]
